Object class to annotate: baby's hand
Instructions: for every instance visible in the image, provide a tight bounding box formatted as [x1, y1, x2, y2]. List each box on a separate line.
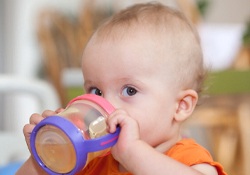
[23, 108, 63, 152]
[107, 109, 140, 164]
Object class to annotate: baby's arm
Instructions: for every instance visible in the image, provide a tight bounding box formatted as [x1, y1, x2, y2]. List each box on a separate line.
[115, 139, 217, 175]
[108, 109, 218, 175]
[16, 110, 62, 175]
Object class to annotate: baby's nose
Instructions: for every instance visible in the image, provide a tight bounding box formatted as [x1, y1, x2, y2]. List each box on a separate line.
[103, 95, 120, 109]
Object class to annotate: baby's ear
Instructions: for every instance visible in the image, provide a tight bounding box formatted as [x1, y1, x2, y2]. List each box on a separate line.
[174, 89, 198, 122]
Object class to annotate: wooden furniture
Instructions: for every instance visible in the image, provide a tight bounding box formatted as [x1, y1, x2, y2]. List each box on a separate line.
[36, 1, 99, 106]
[238, 101, 250, 175]
[184, 95, 250, 175]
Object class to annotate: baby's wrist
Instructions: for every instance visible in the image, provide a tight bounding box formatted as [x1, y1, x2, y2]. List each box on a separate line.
[117, 140, 147, 167]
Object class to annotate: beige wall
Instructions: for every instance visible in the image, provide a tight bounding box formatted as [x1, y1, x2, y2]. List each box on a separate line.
[202, 0, 250, 23]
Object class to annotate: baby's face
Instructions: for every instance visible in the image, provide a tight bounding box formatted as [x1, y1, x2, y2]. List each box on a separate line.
[82, 30, 180, 148]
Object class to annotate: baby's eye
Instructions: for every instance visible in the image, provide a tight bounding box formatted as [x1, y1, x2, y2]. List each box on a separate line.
[122, 86, 137, 97]
[90, 88, 102, 96]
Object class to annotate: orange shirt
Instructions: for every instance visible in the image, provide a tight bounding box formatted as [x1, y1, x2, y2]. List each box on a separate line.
[78, 139, 227, 175]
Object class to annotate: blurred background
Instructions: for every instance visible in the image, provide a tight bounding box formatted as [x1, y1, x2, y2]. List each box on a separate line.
[0, 0, 249, 174]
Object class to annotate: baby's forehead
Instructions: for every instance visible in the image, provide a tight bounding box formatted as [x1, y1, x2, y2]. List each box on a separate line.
[84, 25, 184, 74]
[92, 19, 195, 54]
[91, 25, 173, 54]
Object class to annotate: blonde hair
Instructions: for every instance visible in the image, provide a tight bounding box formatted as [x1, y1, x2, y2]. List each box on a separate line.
[92, 2, 206, 94]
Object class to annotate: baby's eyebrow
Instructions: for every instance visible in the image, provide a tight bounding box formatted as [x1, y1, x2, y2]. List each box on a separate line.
[118, 77, 144, 85]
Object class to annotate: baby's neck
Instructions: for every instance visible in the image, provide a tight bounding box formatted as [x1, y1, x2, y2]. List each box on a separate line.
[118, 164, 128, 172]
[154, 134, 182, 153]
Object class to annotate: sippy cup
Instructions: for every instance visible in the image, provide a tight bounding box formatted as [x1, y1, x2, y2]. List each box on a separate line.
[30, 94, 120, 175]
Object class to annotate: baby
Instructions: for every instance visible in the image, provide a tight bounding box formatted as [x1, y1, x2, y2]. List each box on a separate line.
[17, 2, 227, 175]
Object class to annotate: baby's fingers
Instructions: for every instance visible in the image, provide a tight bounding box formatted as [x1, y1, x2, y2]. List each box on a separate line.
[108, 109, 128, 133]
[30, 109, 63, 125]
[41, 109, 58, 118]
[29, 113, 44, 125]
[23, 124, 35, 151]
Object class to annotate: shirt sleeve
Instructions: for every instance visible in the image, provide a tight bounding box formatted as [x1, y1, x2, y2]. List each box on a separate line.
[165, 139, 227, 175]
